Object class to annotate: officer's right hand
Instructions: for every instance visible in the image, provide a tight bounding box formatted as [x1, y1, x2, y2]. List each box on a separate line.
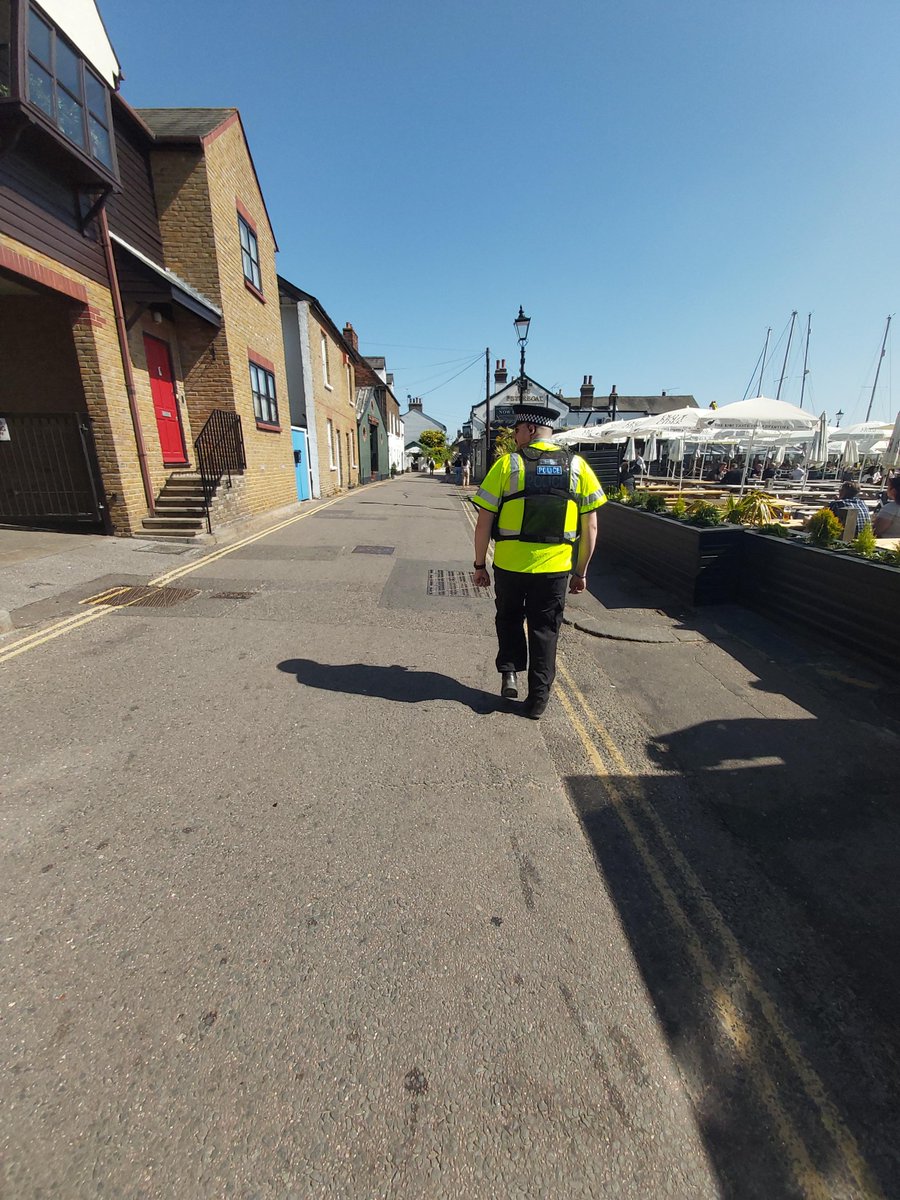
[473, 567, 491, 588]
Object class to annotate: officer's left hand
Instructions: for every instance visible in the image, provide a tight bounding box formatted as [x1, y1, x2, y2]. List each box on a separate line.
[569, 573, 587, 594]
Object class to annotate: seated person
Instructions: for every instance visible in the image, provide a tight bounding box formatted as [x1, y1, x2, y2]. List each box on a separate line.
[829, 480, 872, 532]
[721, 466, 744, 484]
[762, 461, 777, 480]
[872, 476, 900, 537]
[789, 464, 805, 480]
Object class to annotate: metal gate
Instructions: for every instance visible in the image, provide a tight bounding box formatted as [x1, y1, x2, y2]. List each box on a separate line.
[0, 412, 105, 527]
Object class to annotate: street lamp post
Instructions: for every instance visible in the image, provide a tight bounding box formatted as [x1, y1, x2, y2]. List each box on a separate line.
[836, 409, 844, 428]
[514, 306, 531, 407]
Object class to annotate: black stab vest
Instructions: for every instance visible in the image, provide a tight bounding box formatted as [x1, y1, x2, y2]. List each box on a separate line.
[494, 445, 579, 544]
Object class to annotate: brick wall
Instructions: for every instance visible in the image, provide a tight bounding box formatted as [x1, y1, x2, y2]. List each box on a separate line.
[202, 121, 296, 516]
[308, 309, 359, 497]
[148, 123, 296, 519]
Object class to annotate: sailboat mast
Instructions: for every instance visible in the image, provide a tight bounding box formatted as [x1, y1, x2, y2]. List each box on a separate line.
[798, 314, 812, 410]
[776, 311, 798, 401]
[756, 327, 771, 397]
[865, 315, 892, 422]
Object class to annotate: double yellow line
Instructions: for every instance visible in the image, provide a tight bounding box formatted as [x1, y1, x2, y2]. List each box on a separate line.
[553, 659, 883, 1200]
[0, 485, 384, 666]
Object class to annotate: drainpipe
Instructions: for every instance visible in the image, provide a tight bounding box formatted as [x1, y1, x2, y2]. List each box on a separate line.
[98, 208, 155, 515]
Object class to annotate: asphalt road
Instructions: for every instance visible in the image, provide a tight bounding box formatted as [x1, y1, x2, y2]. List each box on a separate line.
[1, 475, 898, 1199]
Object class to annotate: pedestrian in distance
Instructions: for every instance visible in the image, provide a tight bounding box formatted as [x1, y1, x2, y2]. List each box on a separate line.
[471, 402, 607, 720]
[427, 458, 435, 475]
[461, 455, 471, 487]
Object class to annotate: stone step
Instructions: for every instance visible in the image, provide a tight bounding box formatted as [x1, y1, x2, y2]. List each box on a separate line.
[132, 531, 204, 544]
[142, 515, 206, 531]
[154, 497, 207, 513]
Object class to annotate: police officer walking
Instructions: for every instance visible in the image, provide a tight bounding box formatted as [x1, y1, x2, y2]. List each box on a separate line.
[471, 402, 606, 719]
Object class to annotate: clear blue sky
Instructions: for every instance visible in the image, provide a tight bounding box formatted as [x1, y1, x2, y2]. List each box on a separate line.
[101, 0, 900, 434]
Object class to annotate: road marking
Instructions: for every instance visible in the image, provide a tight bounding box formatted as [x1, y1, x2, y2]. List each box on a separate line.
[0, 482, 390, 666]
[80, 585, 132, 606]
[555, 658, 884, 1200]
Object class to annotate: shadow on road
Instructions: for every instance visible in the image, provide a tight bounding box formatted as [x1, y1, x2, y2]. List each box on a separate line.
[277, 658, 502, 714]
[567, 749, 900, 1200]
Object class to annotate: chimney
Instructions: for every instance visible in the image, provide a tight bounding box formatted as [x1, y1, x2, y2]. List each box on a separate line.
[580, 374, 594, 405]
[342, 323, 358, 351]
[409, 397, 423, 411]
[494, 358, 508, 388]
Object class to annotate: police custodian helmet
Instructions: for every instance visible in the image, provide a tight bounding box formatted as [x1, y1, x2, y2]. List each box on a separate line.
[511, 403, 560, 426]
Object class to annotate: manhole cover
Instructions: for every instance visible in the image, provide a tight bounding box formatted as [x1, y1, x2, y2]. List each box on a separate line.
[211, 591, 255, 600]
[353, 545, 395, 555]
[81, 584, 199, 609]
[427, 569, 492, 598]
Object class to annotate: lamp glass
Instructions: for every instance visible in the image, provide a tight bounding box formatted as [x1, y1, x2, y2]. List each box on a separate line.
[514, 307, 530, 343]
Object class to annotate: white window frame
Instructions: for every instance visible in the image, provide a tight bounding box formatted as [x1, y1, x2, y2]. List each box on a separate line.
[321, 332, 332, 389]
[326, 418, 336, 469]
[350, 428, 357, 469]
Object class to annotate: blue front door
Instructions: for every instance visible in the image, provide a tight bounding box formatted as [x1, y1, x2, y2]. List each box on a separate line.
[291, 428, 310, 501]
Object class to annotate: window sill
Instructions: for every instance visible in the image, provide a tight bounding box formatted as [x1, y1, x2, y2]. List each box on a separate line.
[255, 421, 281, 433]
[244, 279, 265, 303]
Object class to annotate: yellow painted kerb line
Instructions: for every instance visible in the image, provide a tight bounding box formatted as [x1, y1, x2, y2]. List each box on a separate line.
[554, 659, 884, 1200]
[0, 484, 388, 666]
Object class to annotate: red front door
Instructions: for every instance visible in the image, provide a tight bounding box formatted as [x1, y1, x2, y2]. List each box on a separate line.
[144, 334, 187, 464]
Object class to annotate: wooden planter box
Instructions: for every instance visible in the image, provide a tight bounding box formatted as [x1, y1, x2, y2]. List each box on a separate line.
[598, 502, 745, 605]
[741, 532, 900, 673]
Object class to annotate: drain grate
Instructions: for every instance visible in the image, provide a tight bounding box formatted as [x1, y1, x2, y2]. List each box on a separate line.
[211, 591, 255, 600]
[353, 545, 395, 555]
[427, 569, 492, 598]
[81, 584, 199, 609]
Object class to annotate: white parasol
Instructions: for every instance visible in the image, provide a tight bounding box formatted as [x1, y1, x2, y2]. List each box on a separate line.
[623, 437, 636, 463]
[840, 439, 860, 469]
[644, 434, 658, 468]
[698, 396, 819, 433]
[806, 411, 830, 468]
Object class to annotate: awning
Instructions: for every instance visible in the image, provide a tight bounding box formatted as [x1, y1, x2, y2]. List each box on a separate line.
[109, 233, 222, 327]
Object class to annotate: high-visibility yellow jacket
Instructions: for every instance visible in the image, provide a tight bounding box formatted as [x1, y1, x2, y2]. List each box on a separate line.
[471, 440, 606, 573]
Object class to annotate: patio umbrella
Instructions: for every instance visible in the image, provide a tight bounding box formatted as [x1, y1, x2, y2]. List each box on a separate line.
[772, 444, 786, 467]
[628, 407, 708, 435]
[806, 411, 830, 468]
[698, 396, 819, 433]
[840, 439, 860, 470]
[644, 434, 658, 470]
[623, 437, 636, 463]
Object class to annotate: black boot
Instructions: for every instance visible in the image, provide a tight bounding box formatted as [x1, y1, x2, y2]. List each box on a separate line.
[523, 694, 548, 720]
[501, 671, 518, 699]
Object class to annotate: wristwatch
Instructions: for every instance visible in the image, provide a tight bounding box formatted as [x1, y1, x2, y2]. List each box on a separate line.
[473, 562, 486, 570]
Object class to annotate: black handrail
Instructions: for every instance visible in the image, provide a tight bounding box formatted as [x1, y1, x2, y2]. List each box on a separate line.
[194, 409, 246, 532]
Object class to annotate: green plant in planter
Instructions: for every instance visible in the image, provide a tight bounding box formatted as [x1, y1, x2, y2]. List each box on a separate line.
[740, 490, 783, 526]
[805, 507, 843, 546]
[851, 525, 878, 557]
[723, 495, 746, 524]
[686, 500, 723, 526]
[670, 495, 687, 519]
[645, 492, 668, 513]
[758, 522, 789, 537]
[630, 490, 650, 510]
[614, 484, 631, 502]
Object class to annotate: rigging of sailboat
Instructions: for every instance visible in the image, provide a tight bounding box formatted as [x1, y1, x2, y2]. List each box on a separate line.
[865, 315, 892, 422]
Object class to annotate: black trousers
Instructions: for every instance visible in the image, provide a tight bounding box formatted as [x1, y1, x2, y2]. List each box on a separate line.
[493, 567, 569, 702]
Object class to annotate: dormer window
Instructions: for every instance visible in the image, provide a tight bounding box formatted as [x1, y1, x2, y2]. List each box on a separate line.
[25, 6, 113, 170]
